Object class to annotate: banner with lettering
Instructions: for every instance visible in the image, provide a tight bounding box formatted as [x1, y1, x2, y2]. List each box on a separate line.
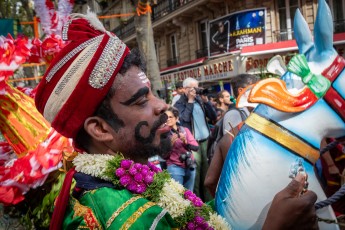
[160, 56, 238, 85]
[209, 8, 266, 57]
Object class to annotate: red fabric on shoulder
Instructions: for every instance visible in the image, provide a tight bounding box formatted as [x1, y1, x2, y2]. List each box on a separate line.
[50, 167, 76, 230]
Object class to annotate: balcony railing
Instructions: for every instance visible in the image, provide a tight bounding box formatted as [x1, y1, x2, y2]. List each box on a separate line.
[273, 29, 294, 42]
[334, 19, 345, 33]
[152, 0, 195, 21]
[113, 0, 196, 40]
[112, 17, 135, 39]
[167, 57, 179, 67]
[195, 47, 208, 58]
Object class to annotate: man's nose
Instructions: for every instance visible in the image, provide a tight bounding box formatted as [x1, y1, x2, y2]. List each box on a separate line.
[154, 98, 168, 115]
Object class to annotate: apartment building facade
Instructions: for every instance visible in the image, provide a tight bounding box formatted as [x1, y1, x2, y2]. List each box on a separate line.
[81, 0, 345, 95]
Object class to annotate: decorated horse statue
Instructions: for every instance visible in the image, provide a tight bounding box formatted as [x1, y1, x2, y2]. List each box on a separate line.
[215, 0, 345, 229]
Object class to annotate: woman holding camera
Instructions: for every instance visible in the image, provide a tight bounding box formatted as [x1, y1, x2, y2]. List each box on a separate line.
[165, 107, 199, 191]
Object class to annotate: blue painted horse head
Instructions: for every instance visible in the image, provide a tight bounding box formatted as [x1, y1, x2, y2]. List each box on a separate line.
[215, 0, 345, 229]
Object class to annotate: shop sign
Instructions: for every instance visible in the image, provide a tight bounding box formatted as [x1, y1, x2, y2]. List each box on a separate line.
[244, 52, 297, 72]
[160, 57, 238, 85]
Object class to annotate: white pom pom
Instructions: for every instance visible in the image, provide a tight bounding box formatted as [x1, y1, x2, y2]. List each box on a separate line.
[70, 7, 106, 33]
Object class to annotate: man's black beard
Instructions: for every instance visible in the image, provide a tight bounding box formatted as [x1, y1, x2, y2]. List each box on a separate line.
[127, 133, 172, 160]
[129, 113, 172, 159]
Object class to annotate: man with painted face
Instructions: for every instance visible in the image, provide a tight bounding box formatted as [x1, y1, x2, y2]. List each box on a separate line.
[34, 12, 318, 230]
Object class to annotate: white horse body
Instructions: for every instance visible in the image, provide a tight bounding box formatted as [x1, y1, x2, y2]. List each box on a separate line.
[215, 0, 345, 229]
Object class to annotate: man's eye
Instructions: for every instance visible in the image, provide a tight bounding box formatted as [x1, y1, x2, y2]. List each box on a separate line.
[136, 97, 148, 105]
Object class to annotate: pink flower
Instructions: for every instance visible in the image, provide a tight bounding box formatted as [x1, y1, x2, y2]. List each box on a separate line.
[129, 167, 138, 175]
[148, 162, 162, 172]
[191, 197, 203, 207]
[115, 168, 126, 177]
[201, 222, 209, 228]
[194, 216, 204, 225]
[133, 163, 142, 171]
[127, 181, 138, 193]
[144, 174, 154, 184]
[119, 174, 131, 186]
[134, 173, 143, 182]
[120, 160, 133, 170]
[141, 165, 149, 171]
[186, 222, 195, 229]
[184, 190, 194, 199]
[136, 182, 147, 193]
[141, 167, 149, 175]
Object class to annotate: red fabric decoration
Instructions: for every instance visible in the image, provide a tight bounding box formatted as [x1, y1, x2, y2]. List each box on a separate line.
[49, 167, 76, 230]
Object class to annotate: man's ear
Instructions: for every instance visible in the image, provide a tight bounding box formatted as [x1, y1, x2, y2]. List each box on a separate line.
[84, 117, 114, 142]
[237, 87, 244, 95]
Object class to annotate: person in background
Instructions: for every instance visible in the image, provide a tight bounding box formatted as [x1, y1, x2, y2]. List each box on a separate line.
[165, 107, 198, 191]
[215, 89, 232, 113]
[174, 77, 217, 202]
[319, 137, 345, 215]
[171, 81, 184, 106]
[222, 73, 259, 136]
[207, 93, 217, 109]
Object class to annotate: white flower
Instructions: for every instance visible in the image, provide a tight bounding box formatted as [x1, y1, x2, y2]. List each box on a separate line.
[167, 179, 185, 194]
[209, 212, 232, 230]
[73, 153, 114, 180]
[156, 180, 191, 218]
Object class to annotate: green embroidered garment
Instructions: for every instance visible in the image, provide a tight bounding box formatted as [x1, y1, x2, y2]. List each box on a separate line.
[63, 187, 176, 229]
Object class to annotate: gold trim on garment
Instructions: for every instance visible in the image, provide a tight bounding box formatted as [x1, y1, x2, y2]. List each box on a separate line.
[119, 201, 155, 230]
[245, 113, 319, 164]
[106, 195, 142, 228]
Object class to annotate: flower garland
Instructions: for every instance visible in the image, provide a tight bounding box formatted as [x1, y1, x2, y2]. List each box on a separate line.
[73, 153, 231, 230]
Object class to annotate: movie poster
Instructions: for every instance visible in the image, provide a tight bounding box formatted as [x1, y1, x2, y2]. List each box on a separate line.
[209, 8, 266, 57]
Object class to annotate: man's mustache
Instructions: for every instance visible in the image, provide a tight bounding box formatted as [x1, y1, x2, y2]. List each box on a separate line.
[135, 113, 168, 143]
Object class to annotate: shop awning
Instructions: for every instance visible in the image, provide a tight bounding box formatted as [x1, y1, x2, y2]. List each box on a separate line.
[241, 40, 297, 56]
[240, 32, 345, 56]
[160, 57, 206, 74]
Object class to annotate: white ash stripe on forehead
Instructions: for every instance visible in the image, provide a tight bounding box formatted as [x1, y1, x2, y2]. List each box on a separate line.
[138, 71, 149, 84]
[43, 44, 97, 123]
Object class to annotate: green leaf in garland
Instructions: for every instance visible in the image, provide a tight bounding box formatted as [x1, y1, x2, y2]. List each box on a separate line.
[143, 170, 171, 202]
[173, 205, 196, 228]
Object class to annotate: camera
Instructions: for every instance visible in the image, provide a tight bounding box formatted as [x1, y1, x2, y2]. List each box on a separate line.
[179, 151, 196, 170]
[194, 87, 208, 95]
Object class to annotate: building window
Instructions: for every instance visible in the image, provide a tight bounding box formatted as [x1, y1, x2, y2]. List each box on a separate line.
[277, 0, 300, 41]
[167, 34, 178, 67]
[196, 20, 208, 58]
[326, 0, 345, 33]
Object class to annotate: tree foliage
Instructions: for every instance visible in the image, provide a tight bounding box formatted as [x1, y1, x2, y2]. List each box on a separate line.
[0, 0, 34, 37]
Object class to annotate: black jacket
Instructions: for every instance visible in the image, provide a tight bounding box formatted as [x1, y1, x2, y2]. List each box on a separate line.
[174, 94, 217, 137]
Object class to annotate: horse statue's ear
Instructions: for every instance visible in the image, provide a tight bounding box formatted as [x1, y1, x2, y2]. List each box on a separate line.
[313, 0, 336, 60]
[294, 0, 337, 62]
[294, 9, 313, 55]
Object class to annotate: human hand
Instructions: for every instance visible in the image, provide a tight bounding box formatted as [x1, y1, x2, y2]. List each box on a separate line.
[179, 132, 187, 144]
[171, 133, 179, 145]
[187, 87, 196, 103]
[262, 173, 318, 230]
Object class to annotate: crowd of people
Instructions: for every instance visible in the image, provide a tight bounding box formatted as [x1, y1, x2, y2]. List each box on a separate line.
[2, 10, 344, 230]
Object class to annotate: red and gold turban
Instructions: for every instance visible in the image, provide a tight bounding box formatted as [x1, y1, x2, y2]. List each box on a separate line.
[35, 12, 130, 138]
